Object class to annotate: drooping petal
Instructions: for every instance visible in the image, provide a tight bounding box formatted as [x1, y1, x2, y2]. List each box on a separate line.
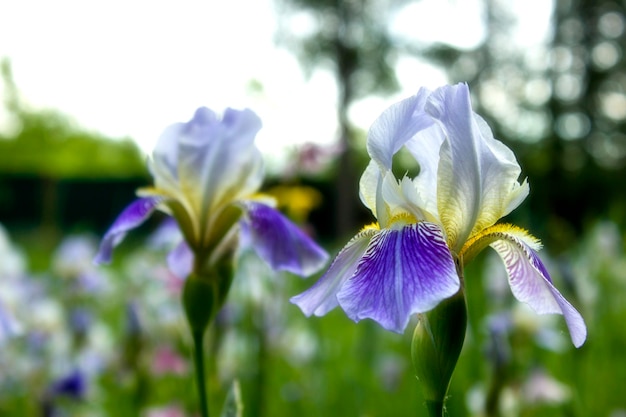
[426, 84, 528, 251]
[336, 222, 459, 333]
[291, 227, 378, 316]
[241, 202, 329, 276]
[167, 240, 194, 280]
[489, 230, 587, 348]
[94, 197, 163, 264]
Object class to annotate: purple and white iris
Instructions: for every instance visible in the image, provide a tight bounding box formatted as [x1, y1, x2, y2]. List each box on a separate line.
[291, 83, 586, 348]
[94, 107, 328, 279]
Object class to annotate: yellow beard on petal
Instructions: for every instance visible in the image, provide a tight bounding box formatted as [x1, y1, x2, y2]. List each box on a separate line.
[387, 212, 418, 230]
[459, 223, 542, 266]
[360, 222, 381, 233]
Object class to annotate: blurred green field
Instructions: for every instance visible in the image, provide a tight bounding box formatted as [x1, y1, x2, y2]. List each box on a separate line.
[1, 222, 624, 417]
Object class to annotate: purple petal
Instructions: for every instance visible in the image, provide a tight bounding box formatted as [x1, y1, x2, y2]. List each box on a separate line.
[241, 202, 328, 276]
[490, 235, 587, 348]
[50, 369, 87, 399]
[94, 197, 162, 264]
[290, 228, 377, 316]
[167, 240, 193, 279]
[337, 222, 459, 333]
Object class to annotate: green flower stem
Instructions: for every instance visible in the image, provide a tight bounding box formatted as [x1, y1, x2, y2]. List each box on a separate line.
[412, 286, 467, 417]
[425, 400, 445, 417]
[183, 260, 235, 417]
[183, 275, 219, 417]
[192, 328, 210, 417]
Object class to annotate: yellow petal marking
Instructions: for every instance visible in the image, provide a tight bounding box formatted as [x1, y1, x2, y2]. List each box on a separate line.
[459, 223, 541, 266]
[386, 212, 418, 230]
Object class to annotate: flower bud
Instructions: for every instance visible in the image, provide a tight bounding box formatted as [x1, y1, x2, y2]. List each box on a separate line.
[411, 289, 467, 416]
[182, 260, 234, 335]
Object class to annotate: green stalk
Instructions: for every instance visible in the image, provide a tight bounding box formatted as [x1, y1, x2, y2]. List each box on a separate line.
[412, 289, 467, 417]
[183, 259, 234, 417]
[183, 275, 218, 417]
[192, 329, 210, 417]
[425, 400, 445, 417]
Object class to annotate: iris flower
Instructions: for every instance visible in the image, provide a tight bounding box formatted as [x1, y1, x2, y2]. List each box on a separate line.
[292, 83, 586, 348]
[94, 107, 328, 280]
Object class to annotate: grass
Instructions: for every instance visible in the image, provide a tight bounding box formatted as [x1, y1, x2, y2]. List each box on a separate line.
[1, 224, 625, 417]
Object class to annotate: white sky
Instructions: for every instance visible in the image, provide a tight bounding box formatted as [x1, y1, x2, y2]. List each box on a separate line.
[0, 0, 552, 168]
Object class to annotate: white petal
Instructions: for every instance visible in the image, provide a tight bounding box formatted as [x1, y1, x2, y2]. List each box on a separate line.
[427, 84, 527, 251]
[367, 88, 434, 170]
[404, 122, 445, 217]
[359, 160, 381, 218]
[381, 172, 434, 223]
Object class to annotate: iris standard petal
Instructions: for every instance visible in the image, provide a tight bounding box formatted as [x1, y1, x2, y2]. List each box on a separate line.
[381, 171, 436, 223]
[241, 202, 329, 276]
[336, 222, 459, 333]
[178, 108, 263, 216]
[403, 122, 446, 217]
[489, 233, 587, 348]
[94, 197, 163, 264]
[290, 228, 378, 317]
[359, 161, 393, 227]
[367, 88, 434, 170]
[359, 160, 381, 217]
[427, 84, 527, 251]
[151, 122, 185, 195]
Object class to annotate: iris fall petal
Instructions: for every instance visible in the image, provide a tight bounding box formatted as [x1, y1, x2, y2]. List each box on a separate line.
[336, 222, 459, 333]
[490, 233, 587, 348]
[94, 197, 163, 264]
[242, 202, 329, 276]
[291, 228, 377, 316]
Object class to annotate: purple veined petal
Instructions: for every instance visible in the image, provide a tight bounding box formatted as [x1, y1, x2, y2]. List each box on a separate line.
[337, 222, 459, 333]
[241, 202, 329, 276]
[94, 197, 163, 265]
[490, 234, 587, 348]
[167, 240, 194, 280]
[290, 228, 378, 317]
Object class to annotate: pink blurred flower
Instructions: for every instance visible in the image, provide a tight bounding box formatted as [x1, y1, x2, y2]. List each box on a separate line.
[151, 346, 189, 376]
